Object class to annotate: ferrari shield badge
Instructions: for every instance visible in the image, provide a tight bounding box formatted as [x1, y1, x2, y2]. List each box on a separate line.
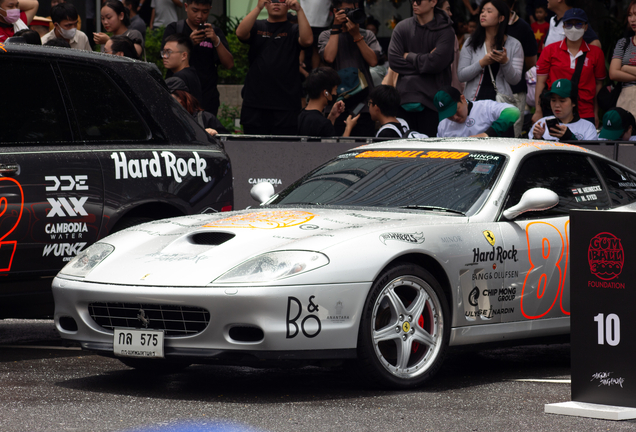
[483, 230, 496, 246]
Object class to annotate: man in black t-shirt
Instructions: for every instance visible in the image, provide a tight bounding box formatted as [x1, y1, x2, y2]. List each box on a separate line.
[236, 0, 313, 135]
[369, 85, 413, 138]
[298, 67, 359, 137]
[162, 34, 204, 106]
[162, 0, 234, 116]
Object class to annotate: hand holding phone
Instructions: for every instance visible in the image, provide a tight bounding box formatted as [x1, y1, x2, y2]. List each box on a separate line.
[545, 117, 560, 132]
[351, 102, 365, 117]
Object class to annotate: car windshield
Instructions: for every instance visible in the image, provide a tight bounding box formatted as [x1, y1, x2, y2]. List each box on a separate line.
[269, 149, 506, 216]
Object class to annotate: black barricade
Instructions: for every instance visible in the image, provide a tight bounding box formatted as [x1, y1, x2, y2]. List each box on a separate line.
[219, 136, 636, 210]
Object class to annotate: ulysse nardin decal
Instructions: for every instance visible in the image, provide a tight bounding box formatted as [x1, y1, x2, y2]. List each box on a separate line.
[380, 232, 425, 245]
[111, 151, 211, 183]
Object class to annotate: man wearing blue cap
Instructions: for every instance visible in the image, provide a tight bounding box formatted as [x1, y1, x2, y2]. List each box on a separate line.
[434, 86, 519, 138]
[543, 0, 600, 48]
[533, 8, 606, 127]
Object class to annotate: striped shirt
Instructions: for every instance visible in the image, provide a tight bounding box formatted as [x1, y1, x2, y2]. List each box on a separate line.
[612, 37, 636, 88]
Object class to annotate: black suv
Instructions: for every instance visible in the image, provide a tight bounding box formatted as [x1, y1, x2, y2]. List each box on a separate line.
[0, 42, 233, 318]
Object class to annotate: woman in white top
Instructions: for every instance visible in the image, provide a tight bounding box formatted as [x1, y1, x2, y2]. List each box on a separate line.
[529, 78, 598, 141]
[457, 0, 524, 102]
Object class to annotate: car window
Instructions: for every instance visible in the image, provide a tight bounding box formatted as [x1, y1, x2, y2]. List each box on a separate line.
[0, 58, 73, 144]
[59, 64, 150, 141]
[505, 152, 610, 219]
[269, 150, 506, 216]
[592, 157, 636, 207]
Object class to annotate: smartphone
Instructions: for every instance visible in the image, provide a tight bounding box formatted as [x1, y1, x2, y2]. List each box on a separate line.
[545, 117, 560, 131]
[352, 102, 365, 116]
[198, 22, 206, 31]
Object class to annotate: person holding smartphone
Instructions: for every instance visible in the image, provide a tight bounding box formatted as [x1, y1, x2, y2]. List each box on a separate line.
[298, 67, 359, 137]
[162, 0, 234, 116]
[457, 0, 524, 104]
[529, 78, 598, 141]
[237, 0, 313, 135]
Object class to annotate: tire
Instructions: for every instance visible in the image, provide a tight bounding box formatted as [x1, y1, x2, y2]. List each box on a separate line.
[112, 216, 152, 233]
[119, 357, 191, 374]
[357, 263, 450, 389]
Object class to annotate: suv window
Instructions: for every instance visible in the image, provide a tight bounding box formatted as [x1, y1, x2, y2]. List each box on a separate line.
[1, 58, 73, 143]
[593, 157, 636, 207]
[505, 152, 610, 219]
[60, 64, 150, 141]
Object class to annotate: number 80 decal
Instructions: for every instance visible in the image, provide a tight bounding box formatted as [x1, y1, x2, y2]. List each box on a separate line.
[521, 221, 570, 319]
[0, 178, 24, 272]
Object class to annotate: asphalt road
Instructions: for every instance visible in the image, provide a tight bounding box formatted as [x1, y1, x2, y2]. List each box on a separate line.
[0, 319, 634, 432]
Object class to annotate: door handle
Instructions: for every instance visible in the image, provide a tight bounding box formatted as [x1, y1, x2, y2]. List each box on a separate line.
[0, 164, 19, 176]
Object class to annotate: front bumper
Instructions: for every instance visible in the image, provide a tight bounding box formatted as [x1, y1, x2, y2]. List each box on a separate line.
[53, 276, 371, 361]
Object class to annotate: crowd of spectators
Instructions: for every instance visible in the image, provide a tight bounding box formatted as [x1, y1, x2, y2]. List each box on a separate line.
[3, 0, 636, 141]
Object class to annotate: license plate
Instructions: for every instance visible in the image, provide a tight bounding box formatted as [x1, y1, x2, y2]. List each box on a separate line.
[114, 328, 164, 358]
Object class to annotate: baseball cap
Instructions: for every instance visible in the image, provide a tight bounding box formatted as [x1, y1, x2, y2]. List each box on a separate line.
[165, 77, 189, 94]
[434, 86, 462, 121]
[547, 79, 572, 99]
[562, 8, 588, 24]
[599, 108, 635, 140]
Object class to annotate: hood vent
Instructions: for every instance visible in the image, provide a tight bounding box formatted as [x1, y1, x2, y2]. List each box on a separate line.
[190, 232, 235, 245]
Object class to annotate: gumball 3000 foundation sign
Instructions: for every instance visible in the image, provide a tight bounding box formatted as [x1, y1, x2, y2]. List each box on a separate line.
[588, 232, 625, 289]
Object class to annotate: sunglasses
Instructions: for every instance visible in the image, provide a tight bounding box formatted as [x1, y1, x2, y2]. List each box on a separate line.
[410, 0, 424, 4]
[563, 21, 585, 29]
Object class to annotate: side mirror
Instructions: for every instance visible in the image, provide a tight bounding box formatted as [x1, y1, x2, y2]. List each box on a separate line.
[503, 188, 559, 220]
[250, 182, 275, 204]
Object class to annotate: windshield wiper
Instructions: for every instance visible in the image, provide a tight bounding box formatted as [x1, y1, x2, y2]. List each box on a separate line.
[400, 205, 466, 216]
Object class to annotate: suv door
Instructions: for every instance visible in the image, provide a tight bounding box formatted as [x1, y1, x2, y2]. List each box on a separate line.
[0, 57, 104, 283]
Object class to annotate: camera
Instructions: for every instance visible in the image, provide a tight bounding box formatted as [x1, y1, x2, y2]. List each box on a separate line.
[340, 8, 366, 25]
[198, 23, 207, 31]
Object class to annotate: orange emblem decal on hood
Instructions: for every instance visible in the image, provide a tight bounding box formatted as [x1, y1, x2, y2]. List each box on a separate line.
[203, 211, 316, 229]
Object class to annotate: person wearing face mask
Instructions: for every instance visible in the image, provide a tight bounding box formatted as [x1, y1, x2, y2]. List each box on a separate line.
[529, 78, 597, 141]
[0, 0, 38, 43]
[297, 67, 359, 137]
[533, 8, 606, 127]
[543, 0, 600, 49]
[41, 3, 91, 51]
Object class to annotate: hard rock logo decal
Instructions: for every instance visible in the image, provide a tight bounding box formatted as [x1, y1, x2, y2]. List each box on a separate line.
[588, 232, 624, 280]
[203, 211, 316, 229]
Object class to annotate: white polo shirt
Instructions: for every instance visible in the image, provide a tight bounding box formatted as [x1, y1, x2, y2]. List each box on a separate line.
[529, 116, 599, 141]
[437, 100, 514, 137]
[41, 29, 92, 52]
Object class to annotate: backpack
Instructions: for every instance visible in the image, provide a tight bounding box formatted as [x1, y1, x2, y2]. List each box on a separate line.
[376, 119, 429, 139]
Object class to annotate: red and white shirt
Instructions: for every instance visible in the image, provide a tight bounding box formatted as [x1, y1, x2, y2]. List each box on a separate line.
[0, 12, 27, 43]
[536, 39, 606, 119]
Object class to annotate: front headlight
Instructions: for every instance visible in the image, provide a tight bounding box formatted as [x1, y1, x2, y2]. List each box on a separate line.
[59, 243, 115, 277]
[213, 250, 329, 284]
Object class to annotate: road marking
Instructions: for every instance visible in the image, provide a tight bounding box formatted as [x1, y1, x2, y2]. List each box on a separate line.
[513, 378, 571, 383]
[0, 345, 81, 351]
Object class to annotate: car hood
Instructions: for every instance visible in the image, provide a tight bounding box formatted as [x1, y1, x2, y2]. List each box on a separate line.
[74, 208, 467, 286]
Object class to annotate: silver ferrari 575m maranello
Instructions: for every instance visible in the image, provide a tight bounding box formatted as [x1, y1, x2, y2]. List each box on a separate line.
[53, 138, 636, 388]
